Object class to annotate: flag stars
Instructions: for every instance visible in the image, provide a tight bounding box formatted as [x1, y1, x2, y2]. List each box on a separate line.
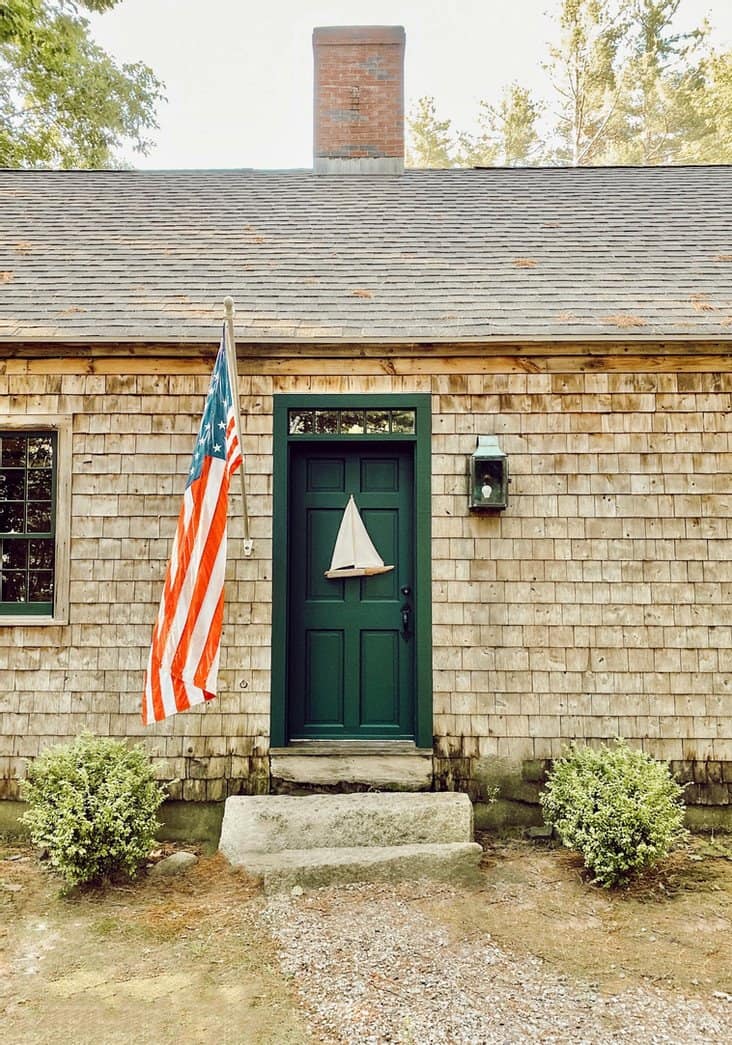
[184, 338, 237, 488]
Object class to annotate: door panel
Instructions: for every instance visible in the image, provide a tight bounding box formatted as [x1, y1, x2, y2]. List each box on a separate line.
[288, 442, 415, 740]
[360, 631, 399, 724]
[305, 630, 344, 724]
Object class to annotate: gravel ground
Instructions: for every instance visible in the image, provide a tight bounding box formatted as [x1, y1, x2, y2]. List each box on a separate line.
[263, 881, 732, 1045]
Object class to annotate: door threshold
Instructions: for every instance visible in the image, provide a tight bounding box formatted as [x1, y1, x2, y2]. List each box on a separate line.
[270, 743, 434, 790]
[271, 741, 431, 757]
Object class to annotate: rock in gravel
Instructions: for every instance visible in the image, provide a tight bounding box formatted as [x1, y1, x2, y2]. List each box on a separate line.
[149, 852, 198, 877]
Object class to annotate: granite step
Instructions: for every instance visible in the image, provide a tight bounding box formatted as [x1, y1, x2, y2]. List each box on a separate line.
[218, 791, 482, 891]
[236, 841, 483, 894]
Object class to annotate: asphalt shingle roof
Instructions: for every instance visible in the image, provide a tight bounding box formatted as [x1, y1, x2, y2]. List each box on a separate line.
[1, 166, 731, 343]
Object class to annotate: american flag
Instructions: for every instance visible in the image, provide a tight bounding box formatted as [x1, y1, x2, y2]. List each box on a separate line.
[142, 328, 243, 724]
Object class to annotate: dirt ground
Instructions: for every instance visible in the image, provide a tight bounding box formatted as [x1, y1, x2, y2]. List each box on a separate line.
[1, 833, 731, 1044]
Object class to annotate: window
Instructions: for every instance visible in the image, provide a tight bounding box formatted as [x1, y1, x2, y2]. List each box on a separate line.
[0, 418, 71, 623]
[288, 407, 416, 435]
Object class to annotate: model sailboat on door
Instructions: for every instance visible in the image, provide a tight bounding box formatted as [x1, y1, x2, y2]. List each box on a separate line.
[325, 495, 395, 579]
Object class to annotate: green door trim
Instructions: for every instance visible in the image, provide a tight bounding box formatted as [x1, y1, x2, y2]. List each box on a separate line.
[271, 393, 432, 749]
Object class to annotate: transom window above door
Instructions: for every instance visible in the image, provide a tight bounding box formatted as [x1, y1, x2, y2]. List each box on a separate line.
[288, 408, 416, 436]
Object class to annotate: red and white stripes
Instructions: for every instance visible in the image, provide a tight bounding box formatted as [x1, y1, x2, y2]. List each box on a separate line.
[142, 406, 241, 725]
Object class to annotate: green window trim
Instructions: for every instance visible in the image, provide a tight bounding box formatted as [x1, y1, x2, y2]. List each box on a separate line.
[271, 393, 433, 749]
[0, 416, 71, 625]
[0, 429, 57, 615]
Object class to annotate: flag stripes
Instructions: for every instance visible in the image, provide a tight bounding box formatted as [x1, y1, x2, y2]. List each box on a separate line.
[143, 336, 242, 725]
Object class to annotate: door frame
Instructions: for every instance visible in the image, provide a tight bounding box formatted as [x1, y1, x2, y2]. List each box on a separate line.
[271, 393, 432, 749]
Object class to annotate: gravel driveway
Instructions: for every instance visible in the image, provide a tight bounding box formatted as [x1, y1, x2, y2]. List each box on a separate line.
[264, 881, 732, 1044]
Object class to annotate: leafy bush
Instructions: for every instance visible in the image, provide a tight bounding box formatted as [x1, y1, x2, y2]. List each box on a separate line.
[21, 734, 165, 887]
[540, 740, 687, 887]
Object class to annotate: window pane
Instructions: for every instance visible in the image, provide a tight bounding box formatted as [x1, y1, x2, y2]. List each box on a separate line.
[2, 571, 27, 602]
[29, 571, 54, 602]
[0, 502, 24, 533]
[26, 502, 51, 533]
[391, 409, 416, 434]
[340, 410, 365, 434]
[314, 410, 339, 434]
[0, 437, 25, 467]
[27, 469, 52, 501]
[0, 469, 25, 501]
[29, 539, 54, 570]
[2, 539, 28, 570]
[27, 436, 53, 469]
[366, 410, 390, 434]
[0, 431, 56, 613]
[288, 406, 417, 438]
[288, 410, 314, 434]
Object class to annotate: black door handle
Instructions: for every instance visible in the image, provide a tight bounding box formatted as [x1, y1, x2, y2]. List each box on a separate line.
[401, 603, 412, 638]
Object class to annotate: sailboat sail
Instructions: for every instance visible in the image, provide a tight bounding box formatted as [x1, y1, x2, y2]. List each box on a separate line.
[325, 495, 395, 578]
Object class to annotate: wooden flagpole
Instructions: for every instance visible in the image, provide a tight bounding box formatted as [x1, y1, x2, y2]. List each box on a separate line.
[223, 297, 253, 556]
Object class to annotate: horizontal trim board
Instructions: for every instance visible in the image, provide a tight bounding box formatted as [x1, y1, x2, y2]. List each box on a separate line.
[3, 339, 732, 358]
[2, 355, 732, 377]
[2, 334, 732, 349]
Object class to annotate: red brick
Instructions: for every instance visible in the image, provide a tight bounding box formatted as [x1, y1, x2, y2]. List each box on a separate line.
[313, 25, 405, 163]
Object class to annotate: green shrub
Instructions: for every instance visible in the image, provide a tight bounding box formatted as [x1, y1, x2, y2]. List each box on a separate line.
[540, 740, 687, 887]
[21, 733, 165, 887]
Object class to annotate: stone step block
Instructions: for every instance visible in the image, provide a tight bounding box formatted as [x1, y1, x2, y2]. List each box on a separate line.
[242, 841, 484, 893]
[219, 791, 474, 861]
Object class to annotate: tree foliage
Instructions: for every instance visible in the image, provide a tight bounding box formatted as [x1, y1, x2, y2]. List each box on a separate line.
[545, 0, 628, 165]
[609, 1, 712, 163]
[406, 0, 731, 167]
[459, 85, 544, 167]
[406, 95, 455, 168]
[0, 0, 164, 168]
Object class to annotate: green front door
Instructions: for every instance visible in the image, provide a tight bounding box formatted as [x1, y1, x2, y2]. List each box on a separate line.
[288, 442, 415, 740]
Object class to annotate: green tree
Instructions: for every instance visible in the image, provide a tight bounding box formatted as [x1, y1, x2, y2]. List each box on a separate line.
[0, 0, 164, 168]
[406, 95, 456, 168]
[699, 49, 732, 162]
[544, 0, 629, 165]
[459, 84, 544, 167]
[609, 1, 712, 163]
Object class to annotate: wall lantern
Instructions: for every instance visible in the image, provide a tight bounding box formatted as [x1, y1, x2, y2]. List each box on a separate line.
[468, 436, 509, 511]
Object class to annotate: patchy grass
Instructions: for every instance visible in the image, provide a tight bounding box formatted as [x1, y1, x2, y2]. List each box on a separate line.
[424, 834, 732, 998]
[0, 842, 308, 1045]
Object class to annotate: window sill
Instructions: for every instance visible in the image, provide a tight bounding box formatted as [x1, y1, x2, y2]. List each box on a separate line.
[0, 614, 69, 627]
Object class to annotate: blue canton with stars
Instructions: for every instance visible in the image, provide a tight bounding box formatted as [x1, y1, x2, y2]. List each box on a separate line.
[187, 329, 233, 488]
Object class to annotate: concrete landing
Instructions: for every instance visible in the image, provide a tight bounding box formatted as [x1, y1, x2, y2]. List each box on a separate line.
[219, 791, 482, 892]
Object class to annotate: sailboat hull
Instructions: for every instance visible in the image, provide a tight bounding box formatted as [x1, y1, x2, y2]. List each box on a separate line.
[324, 564, 395, 579]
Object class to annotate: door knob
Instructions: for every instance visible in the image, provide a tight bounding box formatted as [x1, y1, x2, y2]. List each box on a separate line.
[401, 602, 412, 638]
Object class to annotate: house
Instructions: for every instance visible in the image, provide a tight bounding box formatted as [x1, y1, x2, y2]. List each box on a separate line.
[1, 26, 731, 830]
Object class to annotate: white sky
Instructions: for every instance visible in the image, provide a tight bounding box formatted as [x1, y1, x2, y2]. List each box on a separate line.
[88, 0, 732, 169]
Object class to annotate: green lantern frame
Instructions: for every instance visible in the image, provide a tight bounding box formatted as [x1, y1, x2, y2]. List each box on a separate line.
[468, 435, 509, 511]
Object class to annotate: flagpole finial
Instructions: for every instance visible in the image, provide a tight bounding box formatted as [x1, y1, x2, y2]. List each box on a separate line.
[224, 296, 235, 318]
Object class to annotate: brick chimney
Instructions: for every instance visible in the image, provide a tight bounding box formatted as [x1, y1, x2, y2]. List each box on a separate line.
[313, 26, 405, 175]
